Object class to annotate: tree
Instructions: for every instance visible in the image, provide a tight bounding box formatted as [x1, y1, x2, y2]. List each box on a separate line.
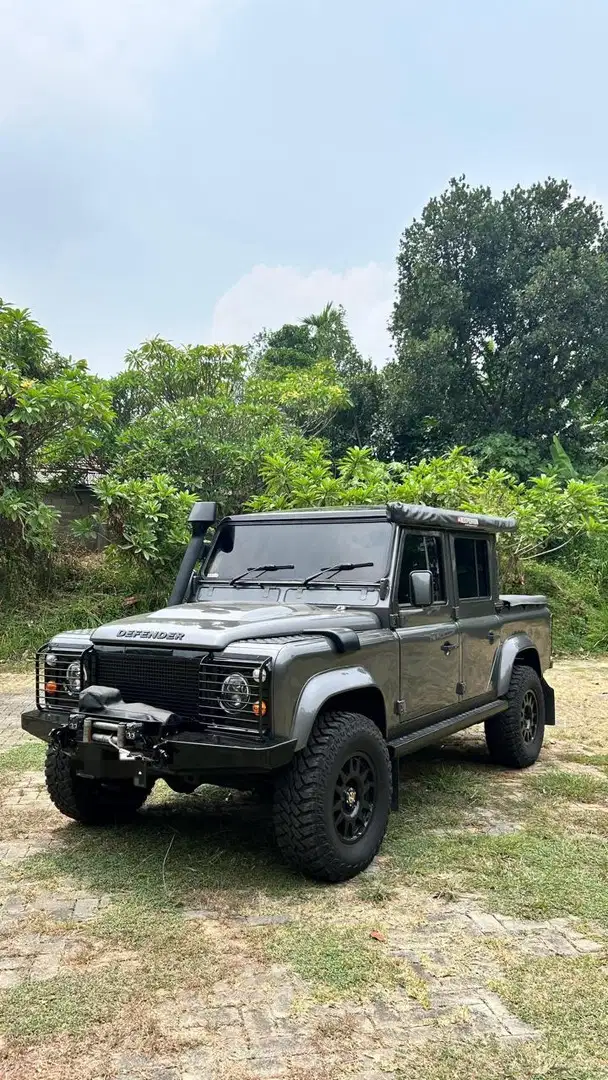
[0, 300, 113, 554]
[387, 178, 608, 462]
[251, 303, 381, 451]
[111, 338, 247, 427]
[111, 396, 285, 515]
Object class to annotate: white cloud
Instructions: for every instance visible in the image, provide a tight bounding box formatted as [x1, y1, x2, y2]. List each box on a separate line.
[0, 0, 236, 123]
[210, 263, 395, 366]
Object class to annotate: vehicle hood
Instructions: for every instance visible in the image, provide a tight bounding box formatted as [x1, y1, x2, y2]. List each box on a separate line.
[91, 601, 380, 651]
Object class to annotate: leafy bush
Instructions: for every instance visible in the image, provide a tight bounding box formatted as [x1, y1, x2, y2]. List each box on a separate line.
[524, 560, 608, 654]
[77, 474, 198, 573]
[251, 444, 608, 588]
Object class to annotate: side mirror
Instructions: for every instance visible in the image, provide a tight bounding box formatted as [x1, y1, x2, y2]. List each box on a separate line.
[410, 569, 433, 607]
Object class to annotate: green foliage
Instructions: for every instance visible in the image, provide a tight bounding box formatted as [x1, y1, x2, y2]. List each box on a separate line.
[111, 397, 283, 514]
[251, 303, 380, 450]
[387, 177, 608, 461]
[0, 552, 165, 663]
[550, 434, 608, 485]
[92, 474, 198, 571]
[251, 443, 608, 588]
[111, 337, 246, 425]
[471, 433, 545, 480]
[246, 360, 349, 437]
[0, 299, 113, 557]
[523, 560, 608, 654]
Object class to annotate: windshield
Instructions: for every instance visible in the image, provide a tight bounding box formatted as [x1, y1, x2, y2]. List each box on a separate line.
[202, 519, 392, 587]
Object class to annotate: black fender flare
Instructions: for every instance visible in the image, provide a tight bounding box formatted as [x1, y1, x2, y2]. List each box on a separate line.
[292, 667, 384, 750]
[493, 633, 555, 724]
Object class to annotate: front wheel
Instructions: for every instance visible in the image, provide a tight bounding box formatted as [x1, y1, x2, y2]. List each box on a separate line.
[273, 711, 392, 882]
[485, 665, 546, 768]
[45, 746, 152, 824]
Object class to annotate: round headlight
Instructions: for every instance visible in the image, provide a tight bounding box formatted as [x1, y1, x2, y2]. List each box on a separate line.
[66, 661, 82, 696]
[220, 673, 250, 713]
[45, 652, 58, 667]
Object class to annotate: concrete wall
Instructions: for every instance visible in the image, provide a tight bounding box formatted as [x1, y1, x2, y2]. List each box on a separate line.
[43, 487, 106, 550]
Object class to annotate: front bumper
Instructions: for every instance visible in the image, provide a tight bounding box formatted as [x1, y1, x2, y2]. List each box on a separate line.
[21, 709, 297, 779]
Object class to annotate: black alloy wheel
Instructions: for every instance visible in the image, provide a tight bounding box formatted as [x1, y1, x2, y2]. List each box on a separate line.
[332, 752, 376, 844]
[520, 689, 539, 743]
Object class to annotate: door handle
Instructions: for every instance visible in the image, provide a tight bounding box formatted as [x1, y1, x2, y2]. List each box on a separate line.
[441, 641, 458, 654]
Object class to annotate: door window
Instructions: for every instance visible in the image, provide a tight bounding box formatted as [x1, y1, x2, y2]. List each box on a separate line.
[454, 537, 491, 599]
[398, 533, 446, 605]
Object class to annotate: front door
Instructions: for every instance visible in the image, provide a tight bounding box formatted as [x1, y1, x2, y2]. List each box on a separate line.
[395, 529, 461, 725]
[451, 532, 501, 704]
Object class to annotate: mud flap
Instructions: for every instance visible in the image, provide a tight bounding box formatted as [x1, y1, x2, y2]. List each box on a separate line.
[542, 677, 556, 725]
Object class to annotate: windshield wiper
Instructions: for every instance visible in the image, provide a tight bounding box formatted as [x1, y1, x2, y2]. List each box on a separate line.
[301, 561, 374, 586]
[229, 563, 295, 586]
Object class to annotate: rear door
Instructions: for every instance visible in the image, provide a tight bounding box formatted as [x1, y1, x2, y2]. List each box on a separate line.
[395, 529, 461, 725]
[451, 532, 501, 704]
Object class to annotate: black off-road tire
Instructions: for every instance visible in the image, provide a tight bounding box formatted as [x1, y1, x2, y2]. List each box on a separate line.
[484, 665, 546, 768]
[273, 710, 392, 882]
[45, 746, 152, 824]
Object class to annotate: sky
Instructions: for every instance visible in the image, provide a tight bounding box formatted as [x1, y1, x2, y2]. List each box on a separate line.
[1, 0, 608, 375]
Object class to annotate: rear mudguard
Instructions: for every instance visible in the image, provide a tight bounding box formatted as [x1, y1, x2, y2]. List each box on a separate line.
[494, 633, 555, 724]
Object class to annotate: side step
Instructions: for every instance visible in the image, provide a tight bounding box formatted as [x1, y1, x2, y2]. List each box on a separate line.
[388, 699, 508, 811]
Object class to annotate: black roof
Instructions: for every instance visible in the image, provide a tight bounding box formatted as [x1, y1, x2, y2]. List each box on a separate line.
[224, 503, 516, 534]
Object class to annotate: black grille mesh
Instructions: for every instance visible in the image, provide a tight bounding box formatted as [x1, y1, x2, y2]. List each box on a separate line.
[92, 648, 200, 717]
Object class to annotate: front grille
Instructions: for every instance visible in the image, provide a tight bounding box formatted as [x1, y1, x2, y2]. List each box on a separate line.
[36, 649, 83, 712]
[92, 647, 200, 717]
[199, 655, 271, 737]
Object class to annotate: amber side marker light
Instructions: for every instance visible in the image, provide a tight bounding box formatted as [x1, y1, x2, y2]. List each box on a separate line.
[252, 701, 267, 717]
[45, 681, 58, 694]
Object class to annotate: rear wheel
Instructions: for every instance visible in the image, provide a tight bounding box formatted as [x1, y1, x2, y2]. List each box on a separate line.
[45, 746, 152, 824]
[273, 710, 392, 882]
[485, 665, 545, 768]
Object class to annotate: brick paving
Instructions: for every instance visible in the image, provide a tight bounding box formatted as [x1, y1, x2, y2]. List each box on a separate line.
[2, 770, 48, 808]
[0, 683, 34, 751]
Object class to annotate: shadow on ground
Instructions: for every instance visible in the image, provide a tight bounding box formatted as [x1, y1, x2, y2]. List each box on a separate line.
[16, 733, 504, 911]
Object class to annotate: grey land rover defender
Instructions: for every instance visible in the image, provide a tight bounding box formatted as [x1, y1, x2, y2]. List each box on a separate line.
[23, 502, 554, 882]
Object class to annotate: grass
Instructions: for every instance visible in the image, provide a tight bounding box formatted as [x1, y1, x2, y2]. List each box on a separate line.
[385, 825, 608, 925]
[257, 922, 429, 1005]
[0, 742, 45, 773]
[0, 971, 134, 1038]
[525, 768, 608, 802]
[395, 756, 492, 829]
[495, 955, 608, 1077]
[524, 560, 608, 655]
[1, 659, 607, 1077]
[563, 752, 608, 769]
[0, 553, 164, 664]
[14, 785, 310, 905]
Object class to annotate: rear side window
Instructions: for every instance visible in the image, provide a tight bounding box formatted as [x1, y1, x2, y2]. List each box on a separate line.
[398, 533, 446, 604]
[454, 537, 491, 599]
